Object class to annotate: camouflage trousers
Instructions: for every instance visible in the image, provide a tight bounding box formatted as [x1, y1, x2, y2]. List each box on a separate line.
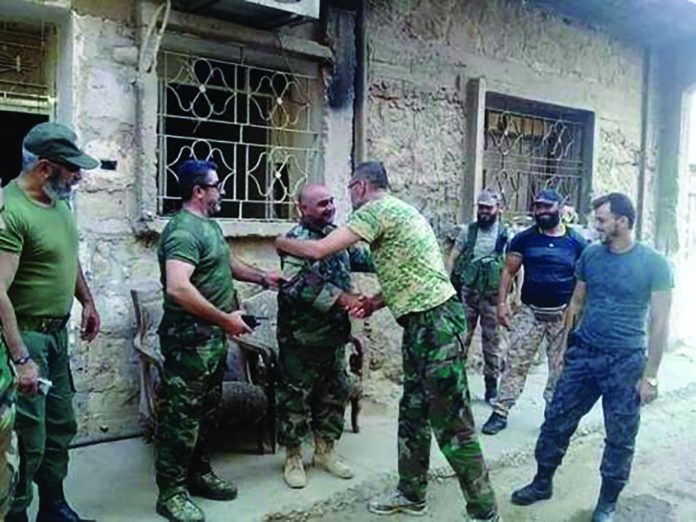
[494, 305, 565, 417]
[397, 298, 497, 518]
[155, 326, 227, 499]
[0, 351, 18, 518]
[277, 343, 349, 449]
[460, 287, 501, 379]
[535, 341, 645, 495]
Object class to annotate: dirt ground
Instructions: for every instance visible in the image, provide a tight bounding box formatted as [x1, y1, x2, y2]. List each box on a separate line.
[313, 390, 696, 521]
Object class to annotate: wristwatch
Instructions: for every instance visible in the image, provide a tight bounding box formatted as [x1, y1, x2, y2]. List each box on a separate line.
[14, 354, 33, 366]
[645, 377, 658, 388]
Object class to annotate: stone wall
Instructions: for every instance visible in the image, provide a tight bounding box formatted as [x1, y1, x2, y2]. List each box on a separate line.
[360, 0, 651, 388]
[1, 0, 667, 439]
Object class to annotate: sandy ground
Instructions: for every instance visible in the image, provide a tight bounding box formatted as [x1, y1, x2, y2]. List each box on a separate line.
[313, 387, 696, 521]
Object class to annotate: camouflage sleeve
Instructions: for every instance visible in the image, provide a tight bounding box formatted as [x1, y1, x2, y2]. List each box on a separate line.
[281, 255, 343, 312]
[348, 243, 376, 273]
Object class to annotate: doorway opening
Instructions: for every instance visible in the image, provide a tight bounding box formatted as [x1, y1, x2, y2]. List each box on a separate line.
[0, 111, 49, 186]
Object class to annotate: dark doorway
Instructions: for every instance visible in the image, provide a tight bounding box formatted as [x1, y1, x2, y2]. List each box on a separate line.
[0, 111, 49, 187]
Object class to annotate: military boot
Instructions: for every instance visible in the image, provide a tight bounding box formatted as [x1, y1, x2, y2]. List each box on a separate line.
[312, 438, 354, 479]
[156, 491, 205, 522]
[591, 479, 623, 522]
[510, 466, 555, 506]
[37, 483, 96, 522]
[5, 510, 28, 522]
[283, 447, 307, 489]
[188, 470, 238, 501]
[484, 376, 498, 405]
[481, 412, 507, 435]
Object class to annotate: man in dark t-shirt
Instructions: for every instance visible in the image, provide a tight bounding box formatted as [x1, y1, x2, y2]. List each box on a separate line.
[511, 193, 673, 522]
[482, 189, 587, 435]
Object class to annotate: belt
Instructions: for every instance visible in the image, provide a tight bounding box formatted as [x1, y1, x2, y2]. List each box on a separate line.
[15, 315, 69, 334]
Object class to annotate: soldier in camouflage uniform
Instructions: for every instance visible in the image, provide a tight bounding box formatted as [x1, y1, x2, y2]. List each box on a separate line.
[0, 351, 18, 518]
[446, 190, 509, 404]
[276, 163, 498, 521]
[156, 159, 283, 522]
[277, 184, 374, 489]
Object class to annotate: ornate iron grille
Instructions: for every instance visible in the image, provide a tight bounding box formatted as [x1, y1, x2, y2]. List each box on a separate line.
[0, 23, 52, 111]
[482, 100, 587, 217]
[157, 50, 321, 220]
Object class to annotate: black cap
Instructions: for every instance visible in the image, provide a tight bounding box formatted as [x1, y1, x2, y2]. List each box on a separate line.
[534, 188, 565, 205]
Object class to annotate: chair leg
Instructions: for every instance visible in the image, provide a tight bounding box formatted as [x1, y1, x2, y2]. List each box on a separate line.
[350, 397, 361, 433]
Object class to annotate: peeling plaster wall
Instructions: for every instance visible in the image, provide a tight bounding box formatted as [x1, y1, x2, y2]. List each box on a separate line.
[361, 0, 651, 385]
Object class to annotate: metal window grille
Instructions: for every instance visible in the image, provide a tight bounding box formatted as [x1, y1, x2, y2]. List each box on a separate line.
[482, 95, 589, 217]
[0, 22, 52, 112]
[157, 50, 321, 220]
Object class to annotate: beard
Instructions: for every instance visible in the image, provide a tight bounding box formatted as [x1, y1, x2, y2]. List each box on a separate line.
[477, 213, 497, 229]
[207, 199, 222, 216]
[43, 169, 73, 200]
[535, 211, 561, 230]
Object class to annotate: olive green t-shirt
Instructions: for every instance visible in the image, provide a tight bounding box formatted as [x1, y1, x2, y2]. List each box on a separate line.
[158, 209, 235, 323]
[0, 181, 78, 317]
[346, 194, 455, 318]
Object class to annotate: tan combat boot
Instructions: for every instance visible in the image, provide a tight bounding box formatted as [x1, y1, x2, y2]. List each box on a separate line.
[312, 438, 354, 479]
[283, 447, 307, 489]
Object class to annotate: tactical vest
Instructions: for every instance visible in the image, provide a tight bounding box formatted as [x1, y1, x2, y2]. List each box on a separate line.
[451, 222, 508, 297]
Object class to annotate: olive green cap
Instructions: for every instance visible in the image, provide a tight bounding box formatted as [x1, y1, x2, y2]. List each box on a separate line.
[23, 122, 99, 170]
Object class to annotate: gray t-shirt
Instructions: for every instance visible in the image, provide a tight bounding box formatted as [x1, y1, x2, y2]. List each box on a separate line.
[454, 222, 499, 261]
[575, 242, 673, 350]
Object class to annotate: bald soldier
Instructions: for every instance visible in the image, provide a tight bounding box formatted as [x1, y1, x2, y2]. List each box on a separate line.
[276, 184, 374, 489]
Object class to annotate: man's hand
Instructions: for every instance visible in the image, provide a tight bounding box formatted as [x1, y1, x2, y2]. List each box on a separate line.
[17, 359, 40, 395]
[497, 302, 512, 330]
[221, 310, 253, 337]
[348, 295, 376, 319]
[80, 302, 101, 342]
[263, 270, 287, 290]
[337, 292, 363, 311]
[638, 377, 659, 406]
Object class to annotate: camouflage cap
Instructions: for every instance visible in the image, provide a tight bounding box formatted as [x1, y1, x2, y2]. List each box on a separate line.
[23, 122, 99, 170]
[477, 189, 500, 206]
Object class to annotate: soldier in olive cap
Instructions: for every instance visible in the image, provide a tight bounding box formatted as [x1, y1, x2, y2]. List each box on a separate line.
[0, 122, 100, 522]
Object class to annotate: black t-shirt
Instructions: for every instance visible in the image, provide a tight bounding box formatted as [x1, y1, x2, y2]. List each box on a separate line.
[509, 226, 588, 308]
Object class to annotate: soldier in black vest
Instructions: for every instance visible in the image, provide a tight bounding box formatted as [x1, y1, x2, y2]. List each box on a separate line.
[446, 190, 509, 403]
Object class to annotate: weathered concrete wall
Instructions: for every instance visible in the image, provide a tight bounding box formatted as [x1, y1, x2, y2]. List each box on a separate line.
[361, 0, 650, 385]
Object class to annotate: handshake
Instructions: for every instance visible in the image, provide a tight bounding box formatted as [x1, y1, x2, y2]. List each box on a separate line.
[337, 293, 382, 319]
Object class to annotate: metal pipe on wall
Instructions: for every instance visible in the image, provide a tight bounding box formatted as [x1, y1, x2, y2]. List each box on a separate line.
[352, 0, 367, 167]
[637, 46, 652, 241]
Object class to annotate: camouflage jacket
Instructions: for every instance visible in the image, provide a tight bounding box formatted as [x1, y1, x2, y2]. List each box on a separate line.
[277, 221, 375, 347]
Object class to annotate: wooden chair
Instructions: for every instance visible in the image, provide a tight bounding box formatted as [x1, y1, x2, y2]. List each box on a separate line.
[130, 283, 276, 454]
[131, 285, 367, 455]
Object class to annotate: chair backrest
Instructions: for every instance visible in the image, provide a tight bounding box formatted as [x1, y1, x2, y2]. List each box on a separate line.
[130, 282, 165, 366]
[238, 289, 279, 355]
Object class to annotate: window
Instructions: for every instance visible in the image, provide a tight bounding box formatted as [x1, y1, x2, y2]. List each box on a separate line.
[482, 93, 593, 217]
[156, 50, 321, 220]
[0, 22, 53, 186]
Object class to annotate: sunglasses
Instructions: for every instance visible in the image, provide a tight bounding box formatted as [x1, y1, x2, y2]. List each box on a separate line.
[198, 181, 223, 190]
[47, 159, 81, 174]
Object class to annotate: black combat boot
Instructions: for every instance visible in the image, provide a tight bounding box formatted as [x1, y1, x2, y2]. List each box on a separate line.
[484, 376, 498, 404]
[511, 466, 555, 506]
[36, 483, 95, 522]
[481, 412, 507, 435]
[5, 510, 29, 522]
[591, 479, 623, 522]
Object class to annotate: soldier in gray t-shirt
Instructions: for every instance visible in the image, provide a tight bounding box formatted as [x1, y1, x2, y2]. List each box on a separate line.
[511, 193, 673, 522]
